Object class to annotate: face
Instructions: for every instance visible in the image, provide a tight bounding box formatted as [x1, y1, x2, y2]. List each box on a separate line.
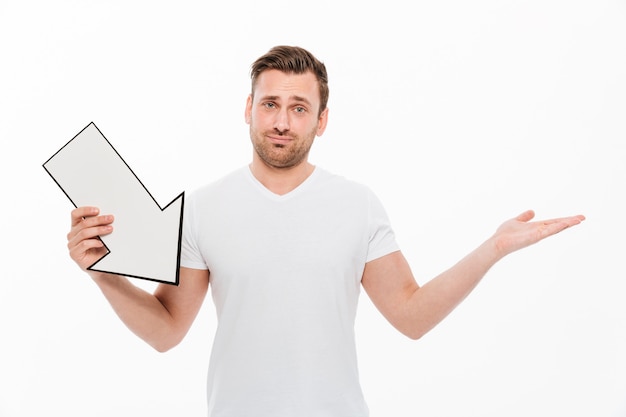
[245, 69, 328, 169]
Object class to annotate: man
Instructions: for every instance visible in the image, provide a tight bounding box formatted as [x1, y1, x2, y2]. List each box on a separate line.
[66, 45, 584, 416]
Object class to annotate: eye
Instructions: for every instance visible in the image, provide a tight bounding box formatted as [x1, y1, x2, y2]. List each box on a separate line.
[294, 106, 306, 113]
[263, 102, 276, 109]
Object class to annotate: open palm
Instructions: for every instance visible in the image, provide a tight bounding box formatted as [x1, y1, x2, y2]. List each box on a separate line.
[492, 210, 585, 257]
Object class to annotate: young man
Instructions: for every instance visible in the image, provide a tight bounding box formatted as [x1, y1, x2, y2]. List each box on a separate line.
[66, 45, 585, 416]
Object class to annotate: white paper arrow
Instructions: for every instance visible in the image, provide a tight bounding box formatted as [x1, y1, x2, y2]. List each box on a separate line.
[43, 122, 184, 285]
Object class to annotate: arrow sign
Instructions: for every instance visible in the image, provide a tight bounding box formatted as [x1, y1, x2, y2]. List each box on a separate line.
[43, 122, 184, 285]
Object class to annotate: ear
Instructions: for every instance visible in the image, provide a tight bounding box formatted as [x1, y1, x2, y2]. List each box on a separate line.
[316, 107, 329, 137]
[244, 94, 253, 124]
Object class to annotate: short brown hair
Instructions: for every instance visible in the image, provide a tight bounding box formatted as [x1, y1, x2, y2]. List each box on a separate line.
[250, 45, 329, 116]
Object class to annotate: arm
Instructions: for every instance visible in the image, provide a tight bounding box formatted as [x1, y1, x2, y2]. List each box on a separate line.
[67, 207, 209, 352]
[361, 210, 585, 340]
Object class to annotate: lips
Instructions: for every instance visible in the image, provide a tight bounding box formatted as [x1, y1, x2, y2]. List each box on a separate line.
[268, 135, 293, 145]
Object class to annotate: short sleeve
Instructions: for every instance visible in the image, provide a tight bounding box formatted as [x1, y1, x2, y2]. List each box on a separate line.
[180, 191, 209, 270]
[365, 189, 400, 262]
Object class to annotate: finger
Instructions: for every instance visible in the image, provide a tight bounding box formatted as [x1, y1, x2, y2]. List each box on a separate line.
[80, 214, 114, 229]
[67, 223, 113, 249]
[515, 210, 535, 223]
[68, 239, 108, 267]
[67, 213, 114, 240]
[537, 215, 586, 227]
[538, 215, 585, 238]
[69, 236, 105, 253]
[71, 206, 100, 226]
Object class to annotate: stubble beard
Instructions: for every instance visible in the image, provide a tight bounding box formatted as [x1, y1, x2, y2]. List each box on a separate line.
[250, 126, 316, 169]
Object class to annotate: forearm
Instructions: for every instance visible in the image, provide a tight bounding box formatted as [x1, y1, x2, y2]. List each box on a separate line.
[364, 211, 584, 340]
[403, 238, 502, 339]
[66, 208, 205, 351]
[89, 272, 180, 351]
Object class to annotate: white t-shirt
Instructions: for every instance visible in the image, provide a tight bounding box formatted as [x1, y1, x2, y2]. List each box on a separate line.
[181, 166, 399, 417]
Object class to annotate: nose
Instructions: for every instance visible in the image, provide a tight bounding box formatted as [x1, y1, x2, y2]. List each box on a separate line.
[273, 108, 290, 134]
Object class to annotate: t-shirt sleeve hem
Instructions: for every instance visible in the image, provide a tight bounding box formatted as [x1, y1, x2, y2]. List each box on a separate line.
[180, 259, 209, 270]
[365, 244, 401, 264]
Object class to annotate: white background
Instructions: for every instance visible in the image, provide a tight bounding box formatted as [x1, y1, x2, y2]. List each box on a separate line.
[1, 1, 625, 416]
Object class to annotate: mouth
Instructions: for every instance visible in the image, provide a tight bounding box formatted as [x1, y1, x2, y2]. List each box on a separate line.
[268, 135, 293, 146]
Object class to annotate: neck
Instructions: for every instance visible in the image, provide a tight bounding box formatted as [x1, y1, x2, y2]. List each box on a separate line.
[249, 158, 315, 195]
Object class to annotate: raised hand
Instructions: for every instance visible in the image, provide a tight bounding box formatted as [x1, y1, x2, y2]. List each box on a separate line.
[67, 206, 114, 272]
[491, 210, 585, 258]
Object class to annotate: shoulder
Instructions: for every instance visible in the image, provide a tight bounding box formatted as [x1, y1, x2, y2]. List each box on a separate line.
[313, 167, 380, 202]
[187, 166, 248, 201]
[314, 167, 369, 191]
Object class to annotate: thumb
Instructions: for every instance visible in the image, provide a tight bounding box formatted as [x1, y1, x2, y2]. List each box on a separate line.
[516, 210, 536, 223]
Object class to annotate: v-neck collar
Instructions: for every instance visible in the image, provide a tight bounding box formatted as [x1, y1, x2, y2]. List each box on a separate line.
[245, 165, 320, 201]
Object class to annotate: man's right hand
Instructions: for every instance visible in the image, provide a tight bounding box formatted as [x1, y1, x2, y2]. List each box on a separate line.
[65, 206, 209, 352]
[67, 206, 114, 272]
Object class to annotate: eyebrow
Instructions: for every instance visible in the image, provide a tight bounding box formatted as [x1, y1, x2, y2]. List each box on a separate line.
[262, 95, 312, 107]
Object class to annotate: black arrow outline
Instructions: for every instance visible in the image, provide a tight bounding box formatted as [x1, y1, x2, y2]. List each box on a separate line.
[43, 122, 184, 286]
